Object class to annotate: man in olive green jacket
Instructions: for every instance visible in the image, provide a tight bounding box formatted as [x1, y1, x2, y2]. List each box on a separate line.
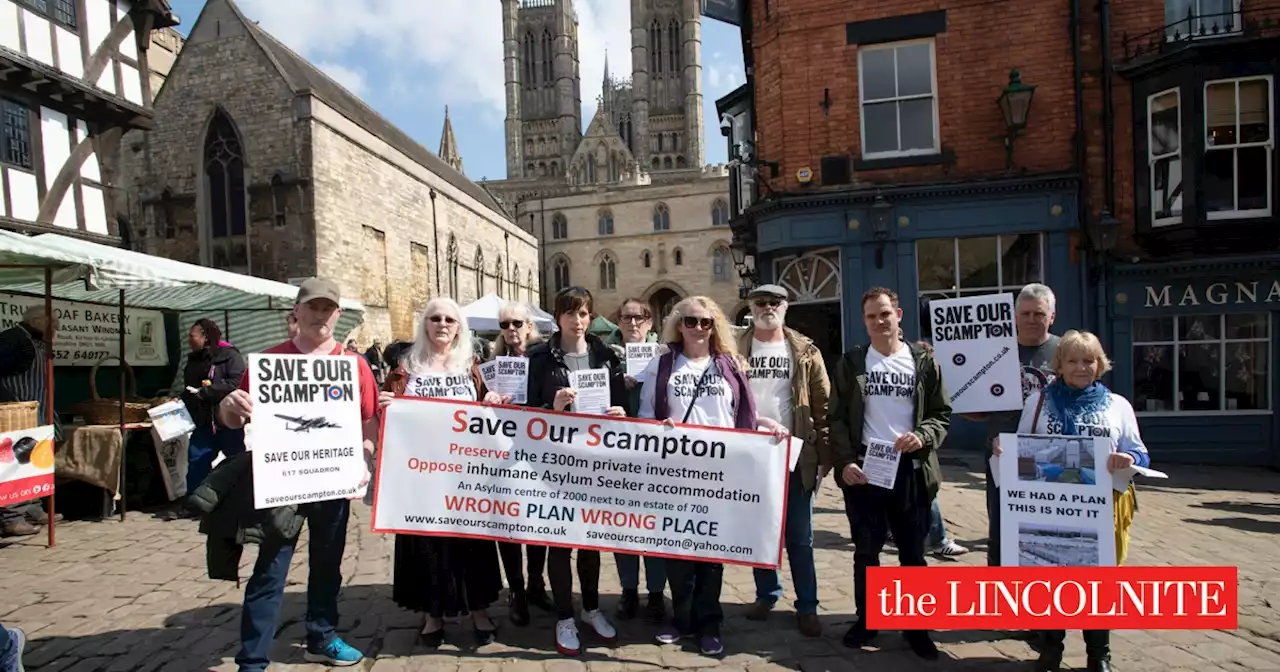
[829, 287, 950, 660]
[734, 285, 831, 637]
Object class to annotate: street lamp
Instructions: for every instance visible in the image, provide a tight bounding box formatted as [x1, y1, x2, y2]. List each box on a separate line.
[997, 69, 1037, 169]
[1090, 209, 1121, 254]
[870, 195, 892, 240]
[730, 238, 757, 298]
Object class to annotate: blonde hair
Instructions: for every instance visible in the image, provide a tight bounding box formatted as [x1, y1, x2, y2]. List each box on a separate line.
[491, 301, 541, 358]
[660, 296, 742, 363]
[1051, 330, 1112, 379]
[404, 297, 475, 374]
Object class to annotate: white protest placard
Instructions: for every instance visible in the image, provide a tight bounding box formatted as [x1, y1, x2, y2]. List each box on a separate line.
[998, 433, 1116, 567]
[861, 439, 901, 489]
[249, 354, 368, 508]
[0, 425, 56, 506]
[408, 371, 475, 399]
[626, 343, 662, 380]
[479, 357, 528, 404]
[929, 293, 1022, 413]
[372, 398, 791, 567]
[1, 293, 168, 367]
[569, 368, 611, 415]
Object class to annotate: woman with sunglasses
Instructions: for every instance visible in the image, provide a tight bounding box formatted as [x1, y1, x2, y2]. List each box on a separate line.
[489, 302, 554, 625]
[378, 298, 506, 647]
[637, 296, 788, 657]
[526, 287, 628, 656]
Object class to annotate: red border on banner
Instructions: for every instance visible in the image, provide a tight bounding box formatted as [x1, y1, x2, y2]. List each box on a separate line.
[0, 473, 54, 507]
[369, 395, 791, 570]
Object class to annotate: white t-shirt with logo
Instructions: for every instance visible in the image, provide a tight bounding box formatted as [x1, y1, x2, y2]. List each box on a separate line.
[748, 338, 792, 431]
[638, 354, 736, 429]
[863, 345, 917, 445]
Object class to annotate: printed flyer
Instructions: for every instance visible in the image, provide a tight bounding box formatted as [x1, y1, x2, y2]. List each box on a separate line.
[997, 433, 1116, 567]
[0, 425, 57, 507]
[929, 293, 1023, 413]
[248, 354, 368, 509]
[373, 398, 797, 568]
[478, 356, 528, 404]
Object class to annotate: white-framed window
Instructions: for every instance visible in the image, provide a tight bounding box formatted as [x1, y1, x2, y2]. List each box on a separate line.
[1132, 313, 1270, 415]
[1204, 75, 1273, 220]
[1148, 88, 1183, 227]
[915, 234, 1044, 334]
[1164, 0, 1241, 42]
[858, 39, 939, 159]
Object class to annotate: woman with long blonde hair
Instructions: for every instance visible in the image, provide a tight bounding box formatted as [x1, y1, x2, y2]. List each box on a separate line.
[638, 296, 789, 656]
[378, 297, 505, 647]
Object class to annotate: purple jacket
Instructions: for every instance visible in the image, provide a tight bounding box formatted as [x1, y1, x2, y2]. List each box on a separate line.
[652, 342, 757, 430]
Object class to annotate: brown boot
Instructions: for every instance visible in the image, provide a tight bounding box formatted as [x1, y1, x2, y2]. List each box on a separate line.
[797, 613, 823, 637]
[1, 520, 39, 537]
[744, 602, 772, 621]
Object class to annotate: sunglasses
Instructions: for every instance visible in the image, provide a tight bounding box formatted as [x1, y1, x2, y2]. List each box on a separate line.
[754, 299, 782, 309]
[427, 314, 457, 325]
[499, 320, 524, 329]
[682, 316, 715, 330]
[620, 313, 650, 323]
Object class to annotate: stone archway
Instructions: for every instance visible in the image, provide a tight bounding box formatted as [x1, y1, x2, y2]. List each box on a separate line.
[641, 280, 685, 331]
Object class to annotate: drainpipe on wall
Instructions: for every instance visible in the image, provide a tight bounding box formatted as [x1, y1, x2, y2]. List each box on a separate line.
[1097, 0, 1116, 346]
[1071, 0, 1090, 333]
[504, 231, 511, 298]
[430, 189, 441, 295]
[538, 198, 547, 308]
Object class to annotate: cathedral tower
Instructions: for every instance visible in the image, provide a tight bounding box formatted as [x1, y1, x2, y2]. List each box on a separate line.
[630, 0, 703, 173]
[500, 0, 582, 181]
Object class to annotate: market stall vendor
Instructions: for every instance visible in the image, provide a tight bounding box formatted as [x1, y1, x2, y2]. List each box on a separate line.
[0, 305, 59, 536]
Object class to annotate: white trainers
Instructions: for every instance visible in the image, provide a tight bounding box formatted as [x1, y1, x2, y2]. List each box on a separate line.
[555, 617, 581, 656]
[581, 608, 618, 643]
[933, 540, 970, 557]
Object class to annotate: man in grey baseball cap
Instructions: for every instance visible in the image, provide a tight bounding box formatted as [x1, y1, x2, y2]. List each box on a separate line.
[295, 277, 342, 307]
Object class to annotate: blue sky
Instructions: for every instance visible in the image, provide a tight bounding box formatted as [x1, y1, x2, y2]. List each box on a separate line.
[166, 0, 746, 182]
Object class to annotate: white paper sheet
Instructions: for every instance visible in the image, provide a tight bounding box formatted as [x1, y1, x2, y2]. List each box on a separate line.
[569, 368, 611, 415]
[861, 439, 902, 490]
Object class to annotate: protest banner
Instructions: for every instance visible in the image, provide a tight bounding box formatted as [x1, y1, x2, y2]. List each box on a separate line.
[0, 425, 57, 506]
[928, 293, 1022, 413]
[372, 398, 797, 568]
[1, 292, 167, 367]
[997, 433, 1116, 567]
[248, 354, 368, 508]
[479, 356, 528, 404]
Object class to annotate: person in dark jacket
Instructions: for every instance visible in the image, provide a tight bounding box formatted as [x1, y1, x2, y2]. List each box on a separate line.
[165, 319, 246, 520]
[525, 286, 627, 656]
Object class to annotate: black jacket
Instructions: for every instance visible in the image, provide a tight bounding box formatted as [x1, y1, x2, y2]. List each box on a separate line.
[187, 452, 304, 581]
[526, 332, 628, 411]
[181, 345, 246, 429]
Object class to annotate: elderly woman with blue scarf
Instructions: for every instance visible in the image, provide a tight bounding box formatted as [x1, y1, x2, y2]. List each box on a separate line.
[999, 329, 1148, 672]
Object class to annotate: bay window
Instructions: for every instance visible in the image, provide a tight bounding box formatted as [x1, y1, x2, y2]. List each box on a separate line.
[1204, 76, 1272, 220]
[1149, 89, 1183, 226]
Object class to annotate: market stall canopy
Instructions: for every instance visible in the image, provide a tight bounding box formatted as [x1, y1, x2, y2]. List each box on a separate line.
[461, 292, 554, 333]
[0, 229, 109, 286]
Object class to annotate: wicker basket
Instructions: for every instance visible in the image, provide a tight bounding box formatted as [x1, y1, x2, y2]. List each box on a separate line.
[0, 401, 39, 433]
[69, 356, 155, 425]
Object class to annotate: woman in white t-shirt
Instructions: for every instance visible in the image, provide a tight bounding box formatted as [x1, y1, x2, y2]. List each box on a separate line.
[376, 298, 507, 648]
[996, 329, 1150, 672]
[638, 296, 788, 657]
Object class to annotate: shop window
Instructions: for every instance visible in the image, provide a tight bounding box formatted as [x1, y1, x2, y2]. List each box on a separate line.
[1204, 76, 1272, 219]
[1148, 89, 1183, 226]
[858, 40, 938, 159]
[1132, 313, 1269, 413]
[916, 234, 1044, 335]
[551, 212, 568, 240]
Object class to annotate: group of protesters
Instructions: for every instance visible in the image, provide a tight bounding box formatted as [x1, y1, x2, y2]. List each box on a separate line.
[0, 273, 1149, 672]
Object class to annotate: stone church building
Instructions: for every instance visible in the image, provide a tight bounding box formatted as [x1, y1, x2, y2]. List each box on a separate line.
[482, 0, 738, 323]
[113, 0, 540, 343]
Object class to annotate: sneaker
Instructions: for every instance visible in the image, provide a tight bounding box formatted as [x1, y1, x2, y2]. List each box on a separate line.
[1, 626, 26, 672]
[581, 609, 617, 643]
[645, 592, 666, 624]
[932, 540, 969, 558]
[616, 589, 639, 620]
[303, 638, 363, 667]
[655, 625, 685, 645]
[555, 618, 581, 656]
[699, 634, 724, 656]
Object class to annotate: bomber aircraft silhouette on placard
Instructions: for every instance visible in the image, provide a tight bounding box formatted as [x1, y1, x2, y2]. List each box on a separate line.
[275, 414, 341, 432]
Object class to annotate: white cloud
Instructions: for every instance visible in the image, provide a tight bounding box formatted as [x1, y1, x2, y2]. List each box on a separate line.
[313, 61, 367, 97]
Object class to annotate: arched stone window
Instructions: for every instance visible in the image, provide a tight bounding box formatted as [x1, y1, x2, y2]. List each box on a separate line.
[712, 246, 730, 282]
[495, 257, 505, 297]
[553, 256, 571, 291]
[475, 247, 486, 297]
[597, 208, 614, 235]
[711, 199, 729, 226]
[652, 203, 670, 231]
[642, 250, 651, 268]
[598, 253, 617, 290]
[447, 235, 459, 298]
[673, 247, 683, 265]
[271, 174, 288, 227]
[551, 212, 568, 240]
[203, 109, 247, 273]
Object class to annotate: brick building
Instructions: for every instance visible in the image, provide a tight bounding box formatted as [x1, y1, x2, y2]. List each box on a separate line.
[114, 0, 540, 346]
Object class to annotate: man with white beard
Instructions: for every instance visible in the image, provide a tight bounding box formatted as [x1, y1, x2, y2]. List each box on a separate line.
[736, 285, 831, 637]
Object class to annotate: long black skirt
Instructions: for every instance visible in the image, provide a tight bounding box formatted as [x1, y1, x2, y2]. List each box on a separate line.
[392, 534, 503, 617]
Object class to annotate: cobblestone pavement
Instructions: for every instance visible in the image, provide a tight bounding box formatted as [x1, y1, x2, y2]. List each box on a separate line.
[3, 454, 1279, 672]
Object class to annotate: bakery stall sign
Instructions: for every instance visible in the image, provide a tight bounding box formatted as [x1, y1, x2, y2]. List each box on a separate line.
[0, 293, 168, 367]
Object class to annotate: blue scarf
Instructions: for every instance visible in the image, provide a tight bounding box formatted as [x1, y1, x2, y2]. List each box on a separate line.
[1044, 378, 1110, 436]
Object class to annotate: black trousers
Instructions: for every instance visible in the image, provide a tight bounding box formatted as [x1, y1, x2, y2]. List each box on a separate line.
[548, 547, 600, 619]
[985, 457, 1002, 566]
[1041, 629, 1110, 660]
[666, 559, 724, 637]
[498, 542, 547, 593]
[841, 457, 931, 629]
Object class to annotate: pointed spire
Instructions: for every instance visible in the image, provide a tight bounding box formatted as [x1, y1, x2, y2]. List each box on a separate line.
[438, 105, 463, 173]
[602, 47, 610, 91]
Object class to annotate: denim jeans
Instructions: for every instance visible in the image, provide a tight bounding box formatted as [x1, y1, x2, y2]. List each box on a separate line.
[614, 553, 667, 594]
[235, 499, 349, 672]
[666, 559, 724, 636]
[752, 471, 818, 614]
[0, 623, 15, 670]
[186, 426, 246, 494]
[925, 498, 952, 549]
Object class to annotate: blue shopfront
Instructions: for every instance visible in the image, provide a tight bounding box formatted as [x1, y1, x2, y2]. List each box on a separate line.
[749, 174, 1087, 452]
[1106, 257, 1280, 467]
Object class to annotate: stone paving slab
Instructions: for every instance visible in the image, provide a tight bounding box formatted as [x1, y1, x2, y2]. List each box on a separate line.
[2, 454, 1278, 671]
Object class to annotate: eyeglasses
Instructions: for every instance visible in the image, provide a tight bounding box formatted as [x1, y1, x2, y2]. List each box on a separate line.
[427, 315, 457, 325]
[754, 299, 782, 309]
[499, 320, 524, 329]
[620, 314, 650, 323]
[682, 316, 715, 330]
